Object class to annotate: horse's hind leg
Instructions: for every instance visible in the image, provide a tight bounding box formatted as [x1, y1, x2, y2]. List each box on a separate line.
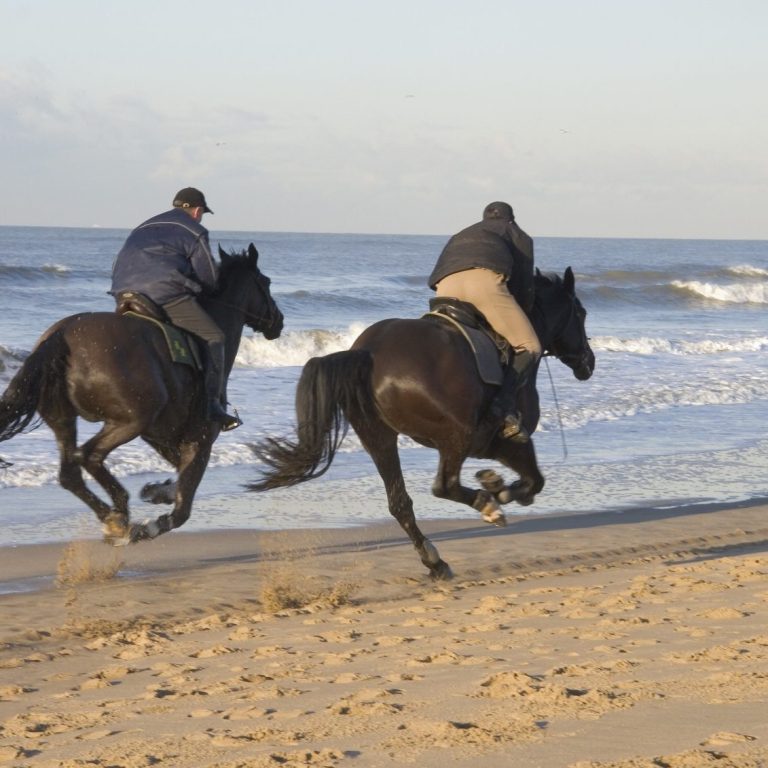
[432, 444, 507, 526]
[75, 421, 142, 536]
[351, 416, 453, 580]
[50, 418, 118, 531]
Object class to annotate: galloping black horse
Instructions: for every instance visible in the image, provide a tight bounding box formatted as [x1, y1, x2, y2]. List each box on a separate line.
[250, 267, 594, 579]
[0, 244, 283, 543]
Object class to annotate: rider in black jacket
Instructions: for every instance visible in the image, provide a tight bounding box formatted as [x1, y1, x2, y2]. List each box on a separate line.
[110, 188, 241, 431]
[428, 202, 541, 441]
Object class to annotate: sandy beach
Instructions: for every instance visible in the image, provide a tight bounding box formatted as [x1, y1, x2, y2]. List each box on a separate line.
[2, 498, 768, 767]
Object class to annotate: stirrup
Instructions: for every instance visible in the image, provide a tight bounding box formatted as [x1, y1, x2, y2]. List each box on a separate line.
[208, 401, 243, 431]
[500, 414, 529, 443]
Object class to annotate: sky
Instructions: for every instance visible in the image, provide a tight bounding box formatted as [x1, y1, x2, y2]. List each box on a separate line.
[1, 0, 767, 238]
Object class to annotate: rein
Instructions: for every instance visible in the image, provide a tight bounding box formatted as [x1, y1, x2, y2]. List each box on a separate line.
[542, 357, 568, 460]
[536, 289, 589, 461]
[207, 277, 276, 329]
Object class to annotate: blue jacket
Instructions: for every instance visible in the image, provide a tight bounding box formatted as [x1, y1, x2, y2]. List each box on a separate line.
[428, 217, 535, 312]
[110, 208, 218, 305]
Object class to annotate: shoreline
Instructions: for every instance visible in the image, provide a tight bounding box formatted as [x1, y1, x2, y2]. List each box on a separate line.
[0, 496, 768, 596]
[3, 494, 768, 599]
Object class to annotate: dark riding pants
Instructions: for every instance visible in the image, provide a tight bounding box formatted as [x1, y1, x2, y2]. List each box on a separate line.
[162, 296, 224, 345]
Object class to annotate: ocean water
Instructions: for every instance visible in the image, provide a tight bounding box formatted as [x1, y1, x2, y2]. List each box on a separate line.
[1, 226, 766, 546]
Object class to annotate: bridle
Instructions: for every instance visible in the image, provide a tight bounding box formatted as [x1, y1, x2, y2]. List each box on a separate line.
[540, 292, 590, 367]
[208, 271, 278, 330]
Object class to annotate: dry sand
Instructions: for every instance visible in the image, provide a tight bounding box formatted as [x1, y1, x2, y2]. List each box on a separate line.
[2, 499, 768, 767]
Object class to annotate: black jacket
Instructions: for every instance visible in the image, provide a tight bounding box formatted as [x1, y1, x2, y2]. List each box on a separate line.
[428, 217, 535, 312]
[110, 208, 218, 305]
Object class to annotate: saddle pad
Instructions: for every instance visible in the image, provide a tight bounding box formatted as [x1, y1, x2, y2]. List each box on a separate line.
[423, 311, 503, 385]
[123, 311, 203, 370]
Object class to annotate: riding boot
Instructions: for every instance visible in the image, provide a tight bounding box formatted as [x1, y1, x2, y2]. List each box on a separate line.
[488, 351, 535, 443]
[205, 341, 242, 431]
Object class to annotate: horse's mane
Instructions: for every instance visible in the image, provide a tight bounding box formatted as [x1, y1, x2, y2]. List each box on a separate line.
[212, 246, 260, 296]
[531, 270, 565, 322]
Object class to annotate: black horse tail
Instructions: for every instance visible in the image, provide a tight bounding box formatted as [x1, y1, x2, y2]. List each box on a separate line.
[0, 330, 69, 443]
[249, 350, 375, 491]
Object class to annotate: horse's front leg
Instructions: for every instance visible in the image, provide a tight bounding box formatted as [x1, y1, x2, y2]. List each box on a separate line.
[478, 438, 545, 507]
[432, 445, 507, 527]
[129, 440, 212, 542]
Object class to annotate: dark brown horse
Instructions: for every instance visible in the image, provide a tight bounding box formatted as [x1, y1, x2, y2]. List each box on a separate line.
[249, 267, 594, 579]
[0, 244, 283, 543]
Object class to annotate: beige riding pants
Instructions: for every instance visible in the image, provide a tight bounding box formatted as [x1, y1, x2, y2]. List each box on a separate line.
[436, 268, 542, 358]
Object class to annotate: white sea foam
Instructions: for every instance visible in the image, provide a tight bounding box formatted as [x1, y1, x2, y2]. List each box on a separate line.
[543, 374, 768, 432]
[672, 279, 768, 304]
[236, 323, 367, 368]
[593, 335, 768, 356]
[41, 263, 71, 274]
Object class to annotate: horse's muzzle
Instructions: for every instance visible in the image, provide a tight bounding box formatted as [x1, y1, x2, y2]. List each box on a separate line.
[262, 312, 285, 340]
[573, 349, 595, 381]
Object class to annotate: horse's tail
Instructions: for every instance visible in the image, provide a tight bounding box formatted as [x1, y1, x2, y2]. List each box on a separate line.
[248, 350, 375, 491]
[0, 330, 69, 443]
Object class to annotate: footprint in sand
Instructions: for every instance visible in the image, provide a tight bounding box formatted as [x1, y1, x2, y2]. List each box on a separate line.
[695, 607, 752, 620]
[190, 644, 239, 658]
[701, 731, 757, 746]
[0, 684, 35, 700]
[327, 687, 405, 716]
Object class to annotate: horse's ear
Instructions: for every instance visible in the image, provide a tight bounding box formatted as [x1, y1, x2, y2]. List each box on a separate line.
[218, 245, 230, 264]
[535, 267, 542, 277]
[247, 243, 259, 266]
[564, 266, 575, 294]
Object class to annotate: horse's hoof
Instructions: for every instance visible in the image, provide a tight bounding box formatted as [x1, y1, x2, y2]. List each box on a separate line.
[102, 515, 130, 545]
[140, 479, 175, 505]
[480, 499, 507, 527]
[128, 519, 162, 543]
[429, 560, 454, 581]
[496, 488, 513, 504]
[476, 469, 505, 494]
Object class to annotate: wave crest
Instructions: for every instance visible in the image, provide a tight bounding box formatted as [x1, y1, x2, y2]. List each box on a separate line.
[725, 264, 768, 278]
[236, 324, 366, 368]
[671, 279, 768, 304]
[593, 335, 768, 355]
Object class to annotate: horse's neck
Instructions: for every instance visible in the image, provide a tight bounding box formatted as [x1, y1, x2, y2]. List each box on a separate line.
[519, 364, 542, 432]
[530, 305, 553, 355]
[201, 297, 244, 375]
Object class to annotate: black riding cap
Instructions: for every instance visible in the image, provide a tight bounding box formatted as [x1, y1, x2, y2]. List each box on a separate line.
[173, 187, 213, 214]
[483, 201, 514, 221]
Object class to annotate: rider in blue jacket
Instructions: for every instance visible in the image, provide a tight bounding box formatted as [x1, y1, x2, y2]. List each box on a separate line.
[110, 188, 240, 431]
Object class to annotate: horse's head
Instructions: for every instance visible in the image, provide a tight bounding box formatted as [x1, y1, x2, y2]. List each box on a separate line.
[534, 267, 594, 381]
[216, 243, 284, 340]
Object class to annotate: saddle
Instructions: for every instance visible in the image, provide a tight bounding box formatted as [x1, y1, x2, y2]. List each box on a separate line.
[114, 292, 203, 371]
[423, 297, 510, 385]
